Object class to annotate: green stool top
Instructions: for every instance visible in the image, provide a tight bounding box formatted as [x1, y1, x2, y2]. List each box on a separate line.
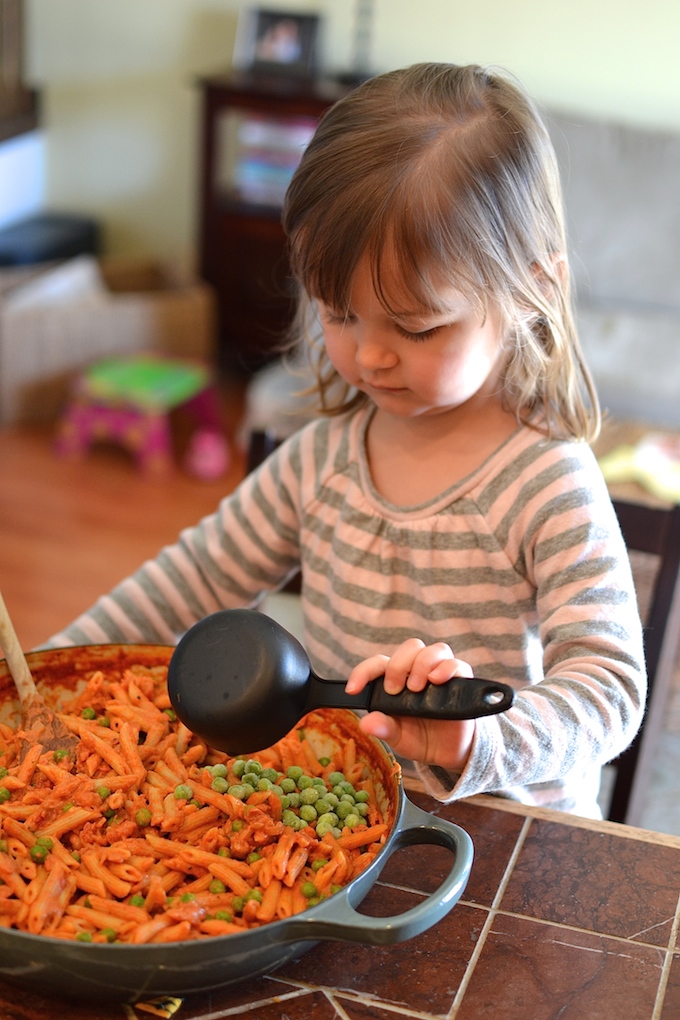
[79, 355, 210, 413]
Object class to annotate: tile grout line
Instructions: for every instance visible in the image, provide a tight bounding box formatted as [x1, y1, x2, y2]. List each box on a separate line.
[447, 814, 534, 1019]
[651, 886, 680, 1020]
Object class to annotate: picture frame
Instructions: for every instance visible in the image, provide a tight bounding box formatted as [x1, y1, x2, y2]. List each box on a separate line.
[233, 8, 320, 80]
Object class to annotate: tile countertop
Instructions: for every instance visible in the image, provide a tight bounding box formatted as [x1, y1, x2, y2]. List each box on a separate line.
[5, 787, 680, 1020]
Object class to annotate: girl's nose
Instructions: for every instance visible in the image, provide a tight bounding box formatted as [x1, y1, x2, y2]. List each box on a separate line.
[354, 329, 398, 371]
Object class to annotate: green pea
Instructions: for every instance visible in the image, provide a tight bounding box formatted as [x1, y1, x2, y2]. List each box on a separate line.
[164, 708, 176, 721]
[324, 793, 339, 808]
[280, 777, 297, 794]
[340, 793, 356, 804]
[286, 766, 303, 782]
[71, 850, 81, 862]
[227, 784, 246, 800]
[311, 859, 325, 872]
[282, 809, 299, 828]
[103, 808, 116, 820]
[286, 792, 301, 808]
[299, 804, 317, 822]
[0, 840, 7, 854]
[318, 757, 331, 767]
[298, 775, 315, 790]
[101, 928, 117, 943]
[261, 768, 279, 783]
[247, 851, 261, 864]
[231, 759, 247, 778]
[76, 931, 93, 942]
[328, 772, 345, 786]
[256, 777, 272, 792]
[211, 777, 229, 794]
[174, 784, 192, 800]
[97, 786, 111, 800]
[344, 813, 361, 829]
[301, 881, 317, 899]
[316, 819, 336, 838]
[300, 787, 320, 805]
[180, 893, 195, 902]
[317, 811, 339, 827]
[240, 783, 255, 798]
[231, 896, 244, 913]
[0, 767, 7, 779]
[231, 819, 245, 832]
[209, 879, 226, 894]
[244, 760, 262, 776]
[312, 777, 327, 789]
[269, 784, 284, 798]
[217, 847, 231, 857]
[314, 798, 332, 815]
[0, 788, 11, 803]
[29, 845, 48, 863]
[336, 800, 355, 820]
[81, 707, 96, 720]
[135, 808, 152, 827]
[355, 802, 369, 817]
[35, 837, 53, 850]
[129, 895, 146, 907]
[211, 763, 228, 778]
[215, 909, 233, 922]
[98, 716, 111, 728]
[245, 888, 262, 903]
[62, 802, 73, 812]
[354, 789, 369, 803]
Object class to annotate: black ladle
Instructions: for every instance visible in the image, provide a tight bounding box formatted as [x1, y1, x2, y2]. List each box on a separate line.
[167, 608, 515, 754]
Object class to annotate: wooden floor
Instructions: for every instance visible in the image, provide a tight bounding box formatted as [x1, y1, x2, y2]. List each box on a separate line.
[0, 377, 247, 651]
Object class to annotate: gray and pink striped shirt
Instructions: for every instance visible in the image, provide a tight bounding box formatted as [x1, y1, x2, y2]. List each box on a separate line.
[48, 405, 645, 819]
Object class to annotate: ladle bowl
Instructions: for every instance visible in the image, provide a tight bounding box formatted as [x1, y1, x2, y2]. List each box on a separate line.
[167, 609, 515, 754]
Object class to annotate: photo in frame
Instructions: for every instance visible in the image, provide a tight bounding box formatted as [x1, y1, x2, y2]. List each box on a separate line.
[234, 8, 321, 79]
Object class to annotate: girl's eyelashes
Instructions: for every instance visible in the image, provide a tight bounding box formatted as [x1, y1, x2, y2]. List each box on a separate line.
[394, 323, 442, 341]
[320, 305, 446, 341]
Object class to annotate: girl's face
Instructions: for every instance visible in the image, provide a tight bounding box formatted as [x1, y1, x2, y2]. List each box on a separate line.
[316, 254, 508, 421]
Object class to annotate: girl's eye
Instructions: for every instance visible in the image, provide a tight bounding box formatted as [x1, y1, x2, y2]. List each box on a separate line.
[395, 324, 442, 341]
[322, 310, 354, 327]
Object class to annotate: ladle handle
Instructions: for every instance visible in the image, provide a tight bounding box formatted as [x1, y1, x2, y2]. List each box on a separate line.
[307, 674, 514, 719]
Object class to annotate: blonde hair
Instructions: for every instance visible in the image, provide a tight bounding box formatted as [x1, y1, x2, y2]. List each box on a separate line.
[282, 62, 600, 442]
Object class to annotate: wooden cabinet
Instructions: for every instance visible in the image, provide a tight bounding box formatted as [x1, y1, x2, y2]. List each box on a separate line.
[196, 73, 347, 374]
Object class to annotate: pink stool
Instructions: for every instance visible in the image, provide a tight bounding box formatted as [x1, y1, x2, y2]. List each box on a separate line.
[55, 355, 230, 478]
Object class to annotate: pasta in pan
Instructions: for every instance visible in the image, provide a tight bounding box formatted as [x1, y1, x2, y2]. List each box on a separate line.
[0, 664, 391, 944]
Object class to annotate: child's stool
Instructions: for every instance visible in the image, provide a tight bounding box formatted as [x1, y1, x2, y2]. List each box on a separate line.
[55, 354, 230, 478]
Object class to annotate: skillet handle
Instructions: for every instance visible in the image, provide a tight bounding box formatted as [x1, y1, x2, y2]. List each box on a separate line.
[280, 797, 473, 945]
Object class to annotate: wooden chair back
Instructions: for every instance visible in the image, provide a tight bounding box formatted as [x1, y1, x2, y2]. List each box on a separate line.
[606, 499, 680, 824]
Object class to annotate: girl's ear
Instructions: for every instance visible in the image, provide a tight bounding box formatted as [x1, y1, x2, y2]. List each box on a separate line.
[532, 252, 567, 292]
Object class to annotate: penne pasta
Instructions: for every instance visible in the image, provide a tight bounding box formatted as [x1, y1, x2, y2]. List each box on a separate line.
[0, 662, 390, 944]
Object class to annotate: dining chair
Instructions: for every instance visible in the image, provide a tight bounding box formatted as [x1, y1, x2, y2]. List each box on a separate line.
[605, 499, 680, 825]
[247, 429, 301, 595]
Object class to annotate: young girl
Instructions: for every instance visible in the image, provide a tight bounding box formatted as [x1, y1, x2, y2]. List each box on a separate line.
[47, 63, 644, 820]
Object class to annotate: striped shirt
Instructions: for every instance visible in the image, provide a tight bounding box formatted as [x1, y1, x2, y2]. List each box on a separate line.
[48, 405, 645, 819]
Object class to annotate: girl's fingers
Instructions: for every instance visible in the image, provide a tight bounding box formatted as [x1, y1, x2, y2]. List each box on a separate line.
[382, 638, 427, 693]
[345, 654, 391, 694]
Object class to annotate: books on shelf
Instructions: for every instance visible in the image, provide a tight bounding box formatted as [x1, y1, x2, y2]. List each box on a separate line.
[218, 110, 317, 208]
[598, 432, 680, 503]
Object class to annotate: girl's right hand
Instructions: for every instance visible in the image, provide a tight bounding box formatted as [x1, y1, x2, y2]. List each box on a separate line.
[345, 639, 476, 770]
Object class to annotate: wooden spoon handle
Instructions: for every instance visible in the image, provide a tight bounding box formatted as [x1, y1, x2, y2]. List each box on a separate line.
[0, 589, 37, 706]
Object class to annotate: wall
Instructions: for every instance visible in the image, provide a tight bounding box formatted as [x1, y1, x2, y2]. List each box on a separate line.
[22, 0, 680, 263]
